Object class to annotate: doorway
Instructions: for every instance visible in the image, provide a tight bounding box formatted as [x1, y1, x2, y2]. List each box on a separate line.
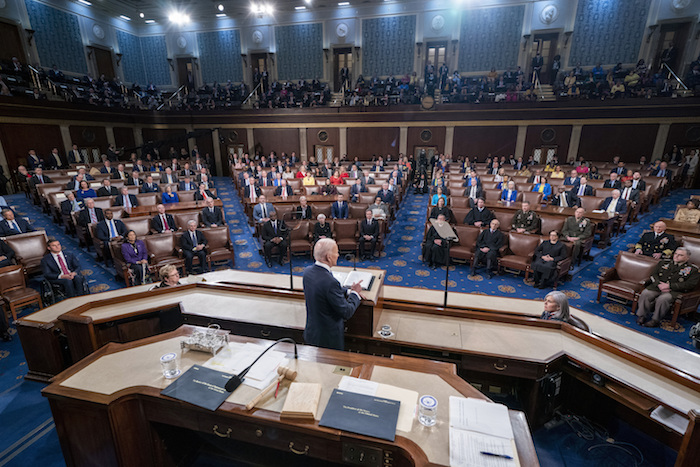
[414, 146, 438, 161]
[315, 145, 334, 163]
[250, 53, 267, 92]
[425, 42, 447, 78]
[176, 57, 195, 92]
[93, 47, 115, 80]
[0, 20, 24, 63]
[655, 22, 691, 75]
[333, 47, 353, 92]
[531, 33, 559, 84]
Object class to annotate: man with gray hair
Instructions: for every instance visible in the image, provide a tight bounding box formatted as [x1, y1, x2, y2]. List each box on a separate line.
[180, 219, 208, 275]
[303, 239, 362, 350]
[636, 247, 700, 328]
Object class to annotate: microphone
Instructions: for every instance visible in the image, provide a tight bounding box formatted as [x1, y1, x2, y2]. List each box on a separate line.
[224, 337, 298, 392]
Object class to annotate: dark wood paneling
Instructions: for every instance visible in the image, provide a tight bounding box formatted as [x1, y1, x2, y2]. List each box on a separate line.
[306, 128, 339, 160]
[0, 20, 25, 62]
[0, 123, 62, 168]
[141, 128, 188, 158]
[113, 127, 136, 152]
[347, 127, 400, 159]
[68, 125, 109, 151]
[407, 127, 446, 156]
[665, 123, 700, 153]
[194, 132, 214, 160]
[523, 125, 572, 161]
[579, 124, 659, 162]
[453, 126, 518, 159]
[252, 128, 300, 157]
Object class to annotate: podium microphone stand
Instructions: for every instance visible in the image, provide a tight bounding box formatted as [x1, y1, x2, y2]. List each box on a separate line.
[280, 211, 301, 291]
[430, 218, 458, 308]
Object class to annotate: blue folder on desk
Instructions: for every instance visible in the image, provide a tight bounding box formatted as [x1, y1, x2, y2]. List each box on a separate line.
[319, 389, 400, 441]
[160, 365, 233, 411]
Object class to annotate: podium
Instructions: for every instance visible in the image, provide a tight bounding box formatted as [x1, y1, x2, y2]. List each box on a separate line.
[429, 218, 458, 307]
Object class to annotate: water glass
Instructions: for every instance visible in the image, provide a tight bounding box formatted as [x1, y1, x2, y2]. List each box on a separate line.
[418, 395, 438, 427]
[160, 352, 180, 379]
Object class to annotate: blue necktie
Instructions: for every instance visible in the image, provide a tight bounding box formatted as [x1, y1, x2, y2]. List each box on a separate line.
[109, 221, 117, 238]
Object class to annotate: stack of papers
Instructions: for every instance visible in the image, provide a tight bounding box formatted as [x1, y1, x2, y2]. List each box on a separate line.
[204, 342, 288, 390]
[449, 397, 519, 467]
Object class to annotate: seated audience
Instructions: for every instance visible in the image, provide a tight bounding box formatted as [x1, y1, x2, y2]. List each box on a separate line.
[531, 231, 568, 288]
[194, 183, 217, 201]
[154, 264, 181, 288]
[562, 207, 593, 261]
[532, 177, 552, 201]
[465, 198, 494, 227]
[161, 184, 179, 204]
[422, 214, 449, 269]
[253, 195, 274, 224]
[181, 220, 209, 275]
[429, 197, 452, 221]
[180, 176, 197, 191]
[636, 247, 699, 328]
[294, 196, 313, 220]
[431, 187, 447, 206]
[501, 180, 518, 202]
[634, 221, 676, 259]
[60, 191, 83, 217]
[601, 189, 627, 215]
[313, 214, 332, 242]
[76, 180, 96, 200]
[368, 196, 389, 220]
[40, 238, 88, 298]
[262, 211, 288, 267]
[114, 187, 139, 207]
[551, 186, 580, 208]
[121, 230, 149, 285]
[512, 201, 540, 234]
[202, 197, 225, 227]
[619, 180, 641, 204]
[95, 209, 126, 263]
[141, 176, 159, 193]
[674, 200, 700, 224]
[275, 179, 294, 198]
[359, 210, 379, 260]
[331, 194, 349, 219]
[77, 198, 104, 227]
[151, 204, 176, 233]
[0, 208, 35, 236]
[473, 219, 503, 278]
[96, 179, 118, 197]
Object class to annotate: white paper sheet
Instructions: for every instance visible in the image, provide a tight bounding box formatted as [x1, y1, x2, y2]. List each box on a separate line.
[449, 430, 515, 467]
[204, 343, 288, 390]
[449, 397, 514, 439]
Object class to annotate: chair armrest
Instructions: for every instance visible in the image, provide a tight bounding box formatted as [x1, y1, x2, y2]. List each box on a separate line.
[498, 246, 509, 256]
[600, 268, 618, 281]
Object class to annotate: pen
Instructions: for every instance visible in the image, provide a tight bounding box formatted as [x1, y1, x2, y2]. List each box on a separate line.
[480, 452, 513, 460]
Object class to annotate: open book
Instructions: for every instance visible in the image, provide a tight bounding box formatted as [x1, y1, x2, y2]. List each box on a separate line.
[332, 270, 375, 291]
[449, 397, 519, 467]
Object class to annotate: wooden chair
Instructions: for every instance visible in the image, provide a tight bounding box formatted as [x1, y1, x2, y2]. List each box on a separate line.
[109, 240, 131, 286]
[144, 233, 185, 274]
[202, 226, 235, 269]
[0, 265, 42, 321]
[333, 219, 359, 254]
[597, 252, 660, 313]
[449, 225, 480, 266]
[498, 232, 541, 279]
[3, 230, 49, 275]
[289, 221, 313, 257]
[122, 217, 151, 237]
[173, 211, 201, 230]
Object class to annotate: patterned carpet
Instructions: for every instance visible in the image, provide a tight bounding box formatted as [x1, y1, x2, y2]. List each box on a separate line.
[0, 176, 698, 466]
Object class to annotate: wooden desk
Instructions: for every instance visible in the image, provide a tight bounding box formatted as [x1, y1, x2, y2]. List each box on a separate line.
[660, 218, 700, 239]
[124, 200, 223, 218]
[42, 327, 538, 467]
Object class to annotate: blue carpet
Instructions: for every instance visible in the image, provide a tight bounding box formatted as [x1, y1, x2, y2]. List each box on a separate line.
[0, 176, 697, 466]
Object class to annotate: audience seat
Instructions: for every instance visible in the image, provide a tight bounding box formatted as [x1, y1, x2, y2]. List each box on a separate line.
[109, 240, 131, 286]
[260, 186, 276, 199]
[333, 219, 359, 254]
[493, 211, 515, 231]
[92, 197, 113, 211]
[449, 225, 480, 266]
[498, 232, 541, 279]
[4, 230, 48, 275]
[202, 226, 235, 269]
[349, 204, 367, 218]
[450, 197, 470, 208]
[521, 192, 543, 206]
[597, 251, 659, 313]
[0, 265, 42, 321]
[144, 232, 185, 275]
[452, 208, 470, 225]
[288, 220, 313, 257]
[173, 211, 201, 230]
[178, 191, 196, 203]
[122, 217, 151, 237]
[312, 204, 331, 219]
[336, 186, 351, 198]
[579, 196, 604, 212]
[359, 194, 375, 205]
[135, 193, 157, 206]
[540, 215, 565, 235]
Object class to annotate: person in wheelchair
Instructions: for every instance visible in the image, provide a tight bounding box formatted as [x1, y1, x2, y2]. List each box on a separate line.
[40, 238, 89, 298]
[121, 230, 150, 285]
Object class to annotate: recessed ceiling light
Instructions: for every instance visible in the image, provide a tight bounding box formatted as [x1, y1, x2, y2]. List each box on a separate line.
[305, 0, 312, 3]
[295, 5, 306, 10]
[169, 11, 191, 25]
[119, 15, 131, 21]
[145, 19, 155, 24]
[78, 0, 91, 6]
[216, 13, 226, 17]
[139, 12, 145, 18]
[218, 4, 225, 11]
[338, 2, 350, 5]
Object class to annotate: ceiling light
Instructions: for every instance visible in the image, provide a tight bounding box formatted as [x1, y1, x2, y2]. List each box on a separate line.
[216, 13, 226, 17]
[145, 19, 155, 23]
[305, 0, 312, 3]
[251, 3, 274, 14]
[169, 11, 191, 25]
[120, 15, 131, 21]
[338, 2, 350, 5]
[139, 12, 145, 18]
[295, 5, 306, 10]
[218, 4, 224, 11]
[78, 0, 92, 6]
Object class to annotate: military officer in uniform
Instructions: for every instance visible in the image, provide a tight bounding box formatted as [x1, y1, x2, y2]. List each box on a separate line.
[561, 207, 594, 263]
[511, 201, 540, 234]
[634, 221, 677, 259]
[636, 247, 700, 327]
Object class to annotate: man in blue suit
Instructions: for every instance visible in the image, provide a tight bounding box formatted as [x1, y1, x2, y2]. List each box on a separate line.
[303, 239, 362, 350]
[0, 209, 35, 236]
[40, 238, 88, 298]
[331, 194, 349, 219]
[563, 170, 580, 186]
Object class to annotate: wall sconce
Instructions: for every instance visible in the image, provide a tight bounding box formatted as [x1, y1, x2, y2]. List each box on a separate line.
[167, 58, 174, 71]
[563, 31, 573, 47]
[646, 24, 658, 43]
[25, 29, 35, 46]
[323, 48, 329, 62]
[522, 34, 531, 52]
[241, 54, 247, 66]
[116, 53, 123, 66]
[192, 57, 199, 69]
[416, 42, 423, 57]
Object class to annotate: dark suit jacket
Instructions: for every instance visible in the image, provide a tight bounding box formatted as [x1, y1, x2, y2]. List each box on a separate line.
[68, 150, 82, 164]
[60, 199, 83, 216]
[378, 190, 394, 204]
[601, 197, 627, 214]
[572, 184, 594, 197]
[100, 167, 115, 175]
[151, 213, 176, 233]
[295, 205, 313, 220]
[463, 186, 484, 199]
[262, 219, 288, 242]
[620, 187, 641, 203]
[0, 239, 15, 264]
[202, 206, 225, 226]
[141, 183, 159, 193]
[95, 219, 127, 242]
[26, 155, 43, 170]
[29, 174, 53, 187]
[631, 179, 646, 191]
[0, 218, 35, 236]
[194, 189, 216, 201]
[180, 229, 207, 251]
[275, 185, 293, 197]
[244, 185, 261, 199]
[302, 264, 361, 350]
[360, 219, 379, 238]
[331, 201, 349, 219]
[77, 207, 105, 226]
[465, 207, 494, 226]
[476, 228, 505, 250]
[652, 168, 673, 180]
[113, 194, 139, 207]
[179, 181, 197, 191]
[603, 179, 622, 189]
[126, 177, 142, 187]
[563, 176, 580, 186]
[96, 186, 119, 197]
[551, 191, 581, 208]
[161, 174, 179, 185]
[41, 251, 81, 280]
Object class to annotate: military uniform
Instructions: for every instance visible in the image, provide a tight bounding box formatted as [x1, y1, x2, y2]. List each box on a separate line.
[561, 216, 594, 260]
[636, 260, 700, 324]
[635, 231, 677, 258]
[512, 210, 540, 233]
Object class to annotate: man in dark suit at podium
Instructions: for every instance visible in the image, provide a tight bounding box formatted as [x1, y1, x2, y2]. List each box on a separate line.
[303, 238, 362, 351]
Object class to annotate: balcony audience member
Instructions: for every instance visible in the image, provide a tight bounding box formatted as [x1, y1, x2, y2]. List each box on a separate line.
[161, 184, 179, 204]
[512, 201, 540, 234]
[26, 150, 44, 170]
[41, 238, 88, 298]
[636, 247, 699, 328]
[121, 230, 149, 285]
[472, 218, 504, 278]
[561, 207, 593, 262]
[422, 214, 449, 269]
[531, 231, 568, 289]
[634, 221, 677, 259]
[181, 220, 209, 275]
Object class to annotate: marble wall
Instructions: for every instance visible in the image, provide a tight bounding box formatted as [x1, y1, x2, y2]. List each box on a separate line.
[362, 15, 416, 77]
[197, 29, 243, 84]
[275, 23, 323, 80]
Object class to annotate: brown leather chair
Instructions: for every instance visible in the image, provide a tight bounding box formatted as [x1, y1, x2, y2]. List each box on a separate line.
[595, 188, 616, 199]
[359, 194, 376, 205]
[530, 237, 574, 287]
[109, 240, 131, 286]
[122, 217, 151, 237]
[349, 204, 367, 219]
[682, 236, 700, 268]
[521, 192, 543, 206]
[173, 211, 201, 230]
[483, 189, 502, 201]
[597, 251, 660, 313]
[202, 226, 235, 269]
[144, 232, 185, 274]
[540, 215, 565, 235]
[260, 186, 276, 199]
[289, 220, 313, 257]
[336, 186, 351, 198]
[311, 204, 331, 219]
[450, 197, 470, 208]
[135, 193, 157, 207]
[0, 265, 42, 321]
[178, 191, 196, 203]
[579, 196, 604, 212]
[449, 225, 480, 266]
[498, 232, 541, 279]
[70, 211, 90, 247]
[4, 230, 49, 275]
[453, 208, 471, 225]
[92, 196, 113, 211]
[494, 211, 515, 232]
[333, 219, 358, 254]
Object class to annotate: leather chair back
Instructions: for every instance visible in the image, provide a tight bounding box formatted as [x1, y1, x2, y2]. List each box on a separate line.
[4, 231, 48, 275]
[202, 226, 230, 250]
[108, 207, 125, 219]
[336, 186, 351, 198]
[452, 208, 470, 225]
[333, 219, 358, 239]
[287, 179, 301, 191]
[178, 191, 195, 203]
[144, 233, 177, 263]
[507, 232, 541, 256]
[454, 226, 480, 249]
[682, 236, 700, 268]
[579, 196, 604, 212]
[521, 192, 543, 205]
[312, 204, 331, 219]
[136, 193, 157, 206]
[483, 189, 502, 201]
[92, 196, 113, 211]
[540, 215, 565, 235]
[261, 186, 276, 199]
[174, 211, 201, 230]
[366, 185, 381, 196]
[125, 186, 140, 196]
[159, 183, 179, 192]
[290, 221, 311, 242]
[450, 197, 470, 208]
[122, 217, 151, 237]
[494, 211, 515, 231]
[614, 251, 659, 283]
[359, 194, 376, 205]
[0, 264, 26, 292]
[349, 204, 367, 219]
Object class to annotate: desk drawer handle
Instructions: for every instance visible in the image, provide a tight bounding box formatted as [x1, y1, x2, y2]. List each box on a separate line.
[289, 442, 309, 455]
[261, 330, 271, 337]
[493, 361, 507, 371]
[212, 425, 232, 438]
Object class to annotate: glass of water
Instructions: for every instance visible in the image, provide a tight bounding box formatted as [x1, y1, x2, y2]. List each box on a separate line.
[418, 395, 438, 427]
[160, 352, 180, 379]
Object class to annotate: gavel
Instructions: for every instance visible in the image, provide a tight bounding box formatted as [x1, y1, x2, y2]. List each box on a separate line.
[245, 366, 298, 410]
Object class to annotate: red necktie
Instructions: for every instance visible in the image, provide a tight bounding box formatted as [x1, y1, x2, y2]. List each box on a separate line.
[162, 215, 169, 230]
[57, 254, 70, 275]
